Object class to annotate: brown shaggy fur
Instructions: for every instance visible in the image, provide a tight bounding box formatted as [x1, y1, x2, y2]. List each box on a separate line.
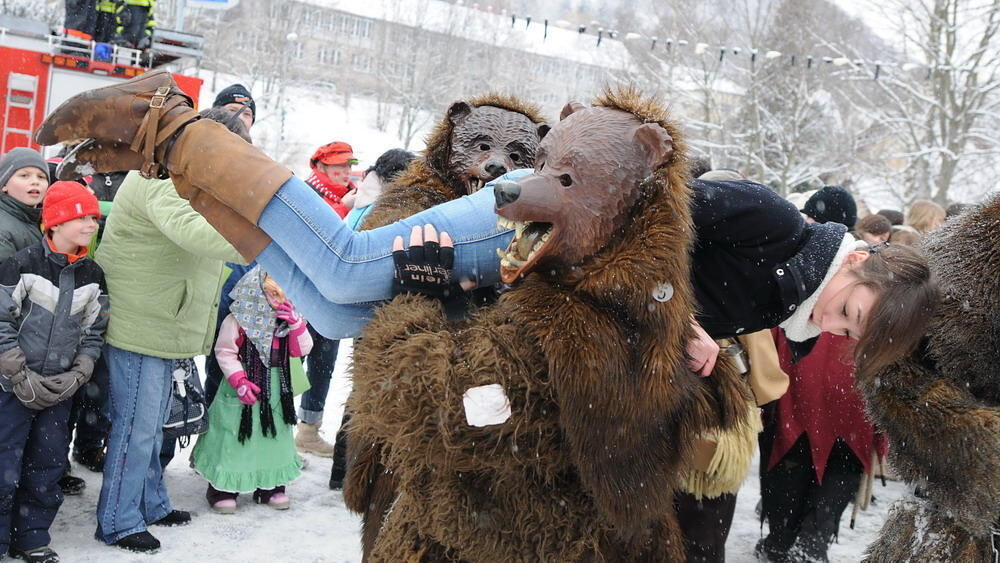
[858, 195, 1000, 561]
[347, 87, 752, 561]
[344, 93, 546, 560]
[359, 94, 546, 230]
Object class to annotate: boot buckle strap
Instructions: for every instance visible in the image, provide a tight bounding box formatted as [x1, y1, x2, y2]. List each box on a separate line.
[149, 86, 171, 109]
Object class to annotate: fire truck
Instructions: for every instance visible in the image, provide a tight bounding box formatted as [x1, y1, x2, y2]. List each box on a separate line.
[0, 13, 204, 156]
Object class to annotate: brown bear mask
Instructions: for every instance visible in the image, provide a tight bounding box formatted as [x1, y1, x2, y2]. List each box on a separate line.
[444, 101, 549, 194]
[494, 102, 673, 283]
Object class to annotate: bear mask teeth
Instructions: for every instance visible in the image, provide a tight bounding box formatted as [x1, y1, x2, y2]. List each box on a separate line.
[496, 217, 553, 276]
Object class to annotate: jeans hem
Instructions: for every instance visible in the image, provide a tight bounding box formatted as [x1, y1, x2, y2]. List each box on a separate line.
[297, 409, 323, 425]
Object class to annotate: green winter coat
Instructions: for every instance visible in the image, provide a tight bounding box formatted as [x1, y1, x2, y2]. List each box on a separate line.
[97, 172, 245, 359]
[0, 193, 42, 264]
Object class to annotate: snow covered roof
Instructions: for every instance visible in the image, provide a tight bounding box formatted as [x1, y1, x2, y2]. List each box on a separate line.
[300, 0, 633, 71]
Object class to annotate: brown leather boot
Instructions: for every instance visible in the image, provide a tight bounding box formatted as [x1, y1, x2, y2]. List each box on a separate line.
[37, 69, 292, 229]
[36, 69, 199, 180]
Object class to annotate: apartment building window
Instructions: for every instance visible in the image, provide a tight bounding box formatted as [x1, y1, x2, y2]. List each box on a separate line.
[292, 42, 304, 59]
[318, 47, 342, 65]
[335, 14, 373, 38]
[351, 52, 373, 72]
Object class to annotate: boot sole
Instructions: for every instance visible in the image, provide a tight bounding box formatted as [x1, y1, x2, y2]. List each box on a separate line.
[268, 501, 290, 510]
[114, 544, 160, 554]
[295, 444, 335, 458]
[211, 505, 237, 515]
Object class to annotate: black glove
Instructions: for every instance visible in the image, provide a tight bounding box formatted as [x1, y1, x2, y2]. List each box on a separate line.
[392, 238, 456, 299]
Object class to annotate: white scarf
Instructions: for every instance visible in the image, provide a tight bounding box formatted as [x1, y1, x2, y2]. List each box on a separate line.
[779, 234, 867, 342]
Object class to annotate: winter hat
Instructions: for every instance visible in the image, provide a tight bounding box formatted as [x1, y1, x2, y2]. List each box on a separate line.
[801, 185, 857, 228]
[212, 84, 256, 124]
[42, 181, 101, 231]
[0, 147, 48, 190]
[310, 141, 357, 168]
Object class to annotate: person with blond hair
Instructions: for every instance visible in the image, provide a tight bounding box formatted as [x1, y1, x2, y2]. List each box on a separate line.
[905, 200, 945, 234]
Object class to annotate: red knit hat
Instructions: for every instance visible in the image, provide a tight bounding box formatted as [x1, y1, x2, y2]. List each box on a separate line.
[42, 181, 101, 231]
[310, 141, 358, 168]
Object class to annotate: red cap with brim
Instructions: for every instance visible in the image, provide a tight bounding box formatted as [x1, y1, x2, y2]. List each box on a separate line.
[310, 141, 358, 168]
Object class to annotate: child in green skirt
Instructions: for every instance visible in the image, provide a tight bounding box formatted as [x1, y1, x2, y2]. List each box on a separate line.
[193, 267, 312, 513]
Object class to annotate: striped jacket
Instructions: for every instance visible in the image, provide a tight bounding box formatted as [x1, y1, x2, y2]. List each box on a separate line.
[0, 240, 109, 376]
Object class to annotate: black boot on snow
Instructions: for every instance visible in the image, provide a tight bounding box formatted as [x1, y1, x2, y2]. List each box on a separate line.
[112, 531, 160, 553]
[57, 473, 85, 496]
[10, 546, 60, 563]
[73, 447, 106, 473]
[150, 510, 191, 527]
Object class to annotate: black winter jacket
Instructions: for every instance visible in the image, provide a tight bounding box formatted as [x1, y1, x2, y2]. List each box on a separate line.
[690, 179, 848, 342]
[0, 240, 109, 376]
[0, 194, 43, 264]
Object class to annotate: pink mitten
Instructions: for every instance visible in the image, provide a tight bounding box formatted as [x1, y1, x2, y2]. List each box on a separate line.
[227, 371, 261, 406]
[275, 302, 303, 329]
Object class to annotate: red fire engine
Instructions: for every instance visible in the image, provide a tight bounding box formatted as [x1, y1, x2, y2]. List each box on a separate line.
[0, 14, 204, 155]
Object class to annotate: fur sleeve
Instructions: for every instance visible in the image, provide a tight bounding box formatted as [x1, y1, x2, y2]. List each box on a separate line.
[857, 356, 1000, 537]
[359, 186, 451, 231]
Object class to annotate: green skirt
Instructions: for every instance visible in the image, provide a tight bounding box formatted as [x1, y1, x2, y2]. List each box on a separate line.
[193, 368, 302, 492]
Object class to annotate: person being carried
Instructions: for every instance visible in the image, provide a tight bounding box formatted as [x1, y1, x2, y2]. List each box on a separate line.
[0, 182, 108, 563]
[194, 268, 312, 514]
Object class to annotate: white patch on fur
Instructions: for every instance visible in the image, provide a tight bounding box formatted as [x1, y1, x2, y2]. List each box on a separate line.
[463, 384, 511, 427]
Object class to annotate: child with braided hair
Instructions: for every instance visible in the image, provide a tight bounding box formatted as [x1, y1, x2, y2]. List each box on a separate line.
[193, 267, 312, 514]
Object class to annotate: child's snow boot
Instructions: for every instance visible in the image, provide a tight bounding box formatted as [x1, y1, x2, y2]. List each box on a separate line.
[57, 472, 85, 496]
[253, 486, 290, 510]
[207, 486, 238, 515]
[9, 546, 59, 563]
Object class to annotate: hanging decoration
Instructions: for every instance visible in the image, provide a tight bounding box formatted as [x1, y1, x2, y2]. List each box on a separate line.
[456, 1, 973, 80]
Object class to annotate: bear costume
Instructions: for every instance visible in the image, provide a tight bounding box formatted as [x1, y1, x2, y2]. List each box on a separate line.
[344, 94, 548, 557]
[346, 88, 754, 561]
[859, 195, 1000, 562]
[360, 95, 548, 230]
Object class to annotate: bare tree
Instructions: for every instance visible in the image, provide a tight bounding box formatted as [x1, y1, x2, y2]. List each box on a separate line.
[839, 0, 1000, 205]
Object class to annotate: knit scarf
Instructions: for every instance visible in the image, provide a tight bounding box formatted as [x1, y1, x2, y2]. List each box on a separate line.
[305, 169, 352, 218]
[236, 334, 296, 443]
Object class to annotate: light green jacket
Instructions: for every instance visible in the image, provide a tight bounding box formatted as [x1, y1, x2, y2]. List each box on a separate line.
[96, 172, 244, 358]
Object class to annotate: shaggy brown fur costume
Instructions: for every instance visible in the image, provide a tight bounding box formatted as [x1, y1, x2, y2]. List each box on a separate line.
[347, 88, 753, 561]
[344, 94, 548, 559]
[360, 94, 548, 230]
[859, 195, 1000, 562]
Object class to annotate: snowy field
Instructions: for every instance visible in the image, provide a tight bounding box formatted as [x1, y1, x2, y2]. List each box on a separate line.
[52, 339, 909, 562]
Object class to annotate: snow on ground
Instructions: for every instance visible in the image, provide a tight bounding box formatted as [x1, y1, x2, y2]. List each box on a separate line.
[54, 338, 909, 562]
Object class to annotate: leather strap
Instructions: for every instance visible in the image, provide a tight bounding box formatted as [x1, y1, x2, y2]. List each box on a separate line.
[130, 84, 198, 179]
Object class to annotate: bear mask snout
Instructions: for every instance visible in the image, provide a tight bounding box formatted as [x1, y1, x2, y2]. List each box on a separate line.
[494, 181, 521, 208]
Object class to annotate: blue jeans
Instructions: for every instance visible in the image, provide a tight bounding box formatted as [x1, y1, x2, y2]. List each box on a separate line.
[298, 324, 339, 424]
[96, 345, 174, 544]
[256, 171, 524, 338]
[0, 393, 72, 555]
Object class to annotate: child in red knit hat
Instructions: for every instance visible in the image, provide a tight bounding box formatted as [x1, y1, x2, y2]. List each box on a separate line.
[0, 180, 108, 562]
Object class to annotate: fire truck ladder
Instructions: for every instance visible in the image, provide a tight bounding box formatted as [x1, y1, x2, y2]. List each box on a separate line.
[2, 72, 38, 153]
